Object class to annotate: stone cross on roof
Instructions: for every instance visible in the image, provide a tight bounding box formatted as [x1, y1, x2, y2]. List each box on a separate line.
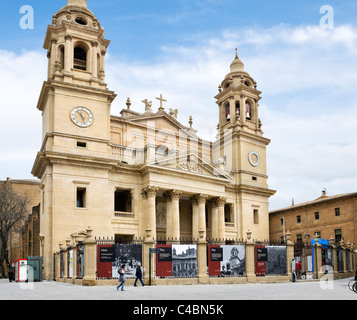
[155, 94, 167, 112]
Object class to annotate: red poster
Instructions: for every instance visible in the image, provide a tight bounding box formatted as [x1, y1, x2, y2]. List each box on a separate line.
[255, 245, 266, 276]
[156, 244, 172, 277]
[96, 245, 113, 278]
[208, 245, 221, 276]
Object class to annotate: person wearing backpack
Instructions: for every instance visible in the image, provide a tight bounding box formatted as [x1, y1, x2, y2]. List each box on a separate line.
[116, 264, 126, 291]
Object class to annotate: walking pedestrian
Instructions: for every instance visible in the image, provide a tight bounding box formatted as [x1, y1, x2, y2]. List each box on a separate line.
[291, 258, 296, 283]
[8, 267, 14, 283]
[134, 263, 144, 287]
[116, 264, 126, 291]
[296, 260, 302, 280]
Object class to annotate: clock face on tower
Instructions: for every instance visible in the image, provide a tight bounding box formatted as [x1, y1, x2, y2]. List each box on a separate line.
[70, 107, 93, 127]
[248, 151, 260, 167]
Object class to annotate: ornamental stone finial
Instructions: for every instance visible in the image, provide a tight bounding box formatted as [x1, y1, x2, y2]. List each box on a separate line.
[67, 0, 87, 7]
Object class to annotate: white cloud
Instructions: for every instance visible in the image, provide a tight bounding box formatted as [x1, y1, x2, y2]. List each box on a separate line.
[0, 50, 45, 180]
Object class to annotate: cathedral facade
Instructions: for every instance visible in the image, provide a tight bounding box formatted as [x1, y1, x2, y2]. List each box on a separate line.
[32, 0, 276, 279]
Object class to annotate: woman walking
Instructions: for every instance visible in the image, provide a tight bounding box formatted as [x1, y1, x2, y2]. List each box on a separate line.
[116, 264, 126, 291]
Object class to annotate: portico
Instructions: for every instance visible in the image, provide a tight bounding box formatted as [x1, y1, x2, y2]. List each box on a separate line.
[142, 185, 228, 241]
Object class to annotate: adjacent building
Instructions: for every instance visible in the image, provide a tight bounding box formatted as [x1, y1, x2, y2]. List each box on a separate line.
[0, 178, 40, 274]
[269, 190, 357, 251]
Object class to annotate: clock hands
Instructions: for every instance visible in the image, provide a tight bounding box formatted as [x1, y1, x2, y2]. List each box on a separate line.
[77, 111, 86, 123]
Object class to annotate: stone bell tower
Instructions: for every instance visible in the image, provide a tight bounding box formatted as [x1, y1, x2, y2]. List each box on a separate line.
[37, 0, 116, 153]
[32, 0, 116, 279]
[214, 49, 276, 239]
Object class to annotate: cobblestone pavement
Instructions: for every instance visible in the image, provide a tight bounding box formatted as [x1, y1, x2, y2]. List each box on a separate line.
[0, 277, 356, 300]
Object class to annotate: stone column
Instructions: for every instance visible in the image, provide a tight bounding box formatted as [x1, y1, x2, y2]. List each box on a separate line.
[286, 230, 295, 281]
[164, 192, 172, 239]
[99, 50, 106, 81]
[55, 250, 61, 282]
[191, 196, 199, 240]
[341, 238, 347, 274]
[82, 227, 97, 286]
[330, 236, 338, 278]
[313, 234, 323, 279]
[217, 197, 226, 240]
[210, 199, 218, 240]
[197, 229, 209, 284]
[58, 241, 64, 281]
[64, 239, 71, 281]
[240, 95, 246, 124]
[49, 38, 57, 79]
[170, 190, 182, 241]
[64, 34, 72, 74]
[91, 41, 98, 79]
[143, 187, 159, 240]
[195, 194, 208, 240]
[143, 226, 155, 285]
[351, 243, 356, 271]
[245, 230, 256, 283]
[72, 244, 77, 283]
[229, 97, 236, 125]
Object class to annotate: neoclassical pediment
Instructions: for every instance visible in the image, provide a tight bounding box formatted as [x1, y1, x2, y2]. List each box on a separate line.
[145, 151, 232, 181]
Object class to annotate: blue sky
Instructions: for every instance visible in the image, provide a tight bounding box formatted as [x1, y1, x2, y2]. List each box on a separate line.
[1, 0, 357, 210]
[2, 0, 356, 58]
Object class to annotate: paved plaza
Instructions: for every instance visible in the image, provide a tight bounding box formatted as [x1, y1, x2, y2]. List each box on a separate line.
[0, 277, 356, 300]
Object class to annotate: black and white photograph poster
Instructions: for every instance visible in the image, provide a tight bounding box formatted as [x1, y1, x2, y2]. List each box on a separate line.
[220, 245, 245, 276]
[265, 246, 287, 275]
[112, 244, 142, 278]
[172, 245, 198, 278]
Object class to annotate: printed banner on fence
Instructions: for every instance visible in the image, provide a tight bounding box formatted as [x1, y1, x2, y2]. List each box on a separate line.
[208, 245, 246, 277]
[97, 244, 142, 278]
[255, 245, 287, 276]
[156, 244, 198, 278]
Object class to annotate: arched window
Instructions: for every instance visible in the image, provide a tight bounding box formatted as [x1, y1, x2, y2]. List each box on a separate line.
[156, 145, 169, 157]
[75, 17, 87, 26]
[235, 101, 240, 117]
[225, 102, 230, 122]
[59, 45, 65, 69]
[97, 53, 101, 77]
[245, 101, 253, 120]
[73, 46, 87, 71]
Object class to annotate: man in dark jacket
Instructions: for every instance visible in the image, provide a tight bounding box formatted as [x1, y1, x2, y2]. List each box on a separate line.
[8, 268, 14, 282]
[134, 263, 144, 287]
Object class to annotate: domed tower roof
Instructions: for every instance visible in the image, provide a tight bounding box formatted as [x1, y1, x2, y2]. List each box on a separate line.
[230, 48, 245, 73]
[219, 49, 256, 90]
[48, 0, 102, 32]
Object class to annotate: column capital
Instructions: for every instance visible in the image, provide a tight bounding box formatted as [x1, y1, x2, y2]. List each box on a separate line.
[64, 34, 72, 41]
[165, 189, 182, 201]
[142, 186, 159, 198]
[216, 196, 227, 207]
[193, 194, 209, 205]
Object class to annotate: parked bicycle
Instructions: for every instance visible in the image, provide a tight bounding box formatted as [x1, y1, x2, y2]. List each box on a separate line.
[348, 270, 357, 293]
